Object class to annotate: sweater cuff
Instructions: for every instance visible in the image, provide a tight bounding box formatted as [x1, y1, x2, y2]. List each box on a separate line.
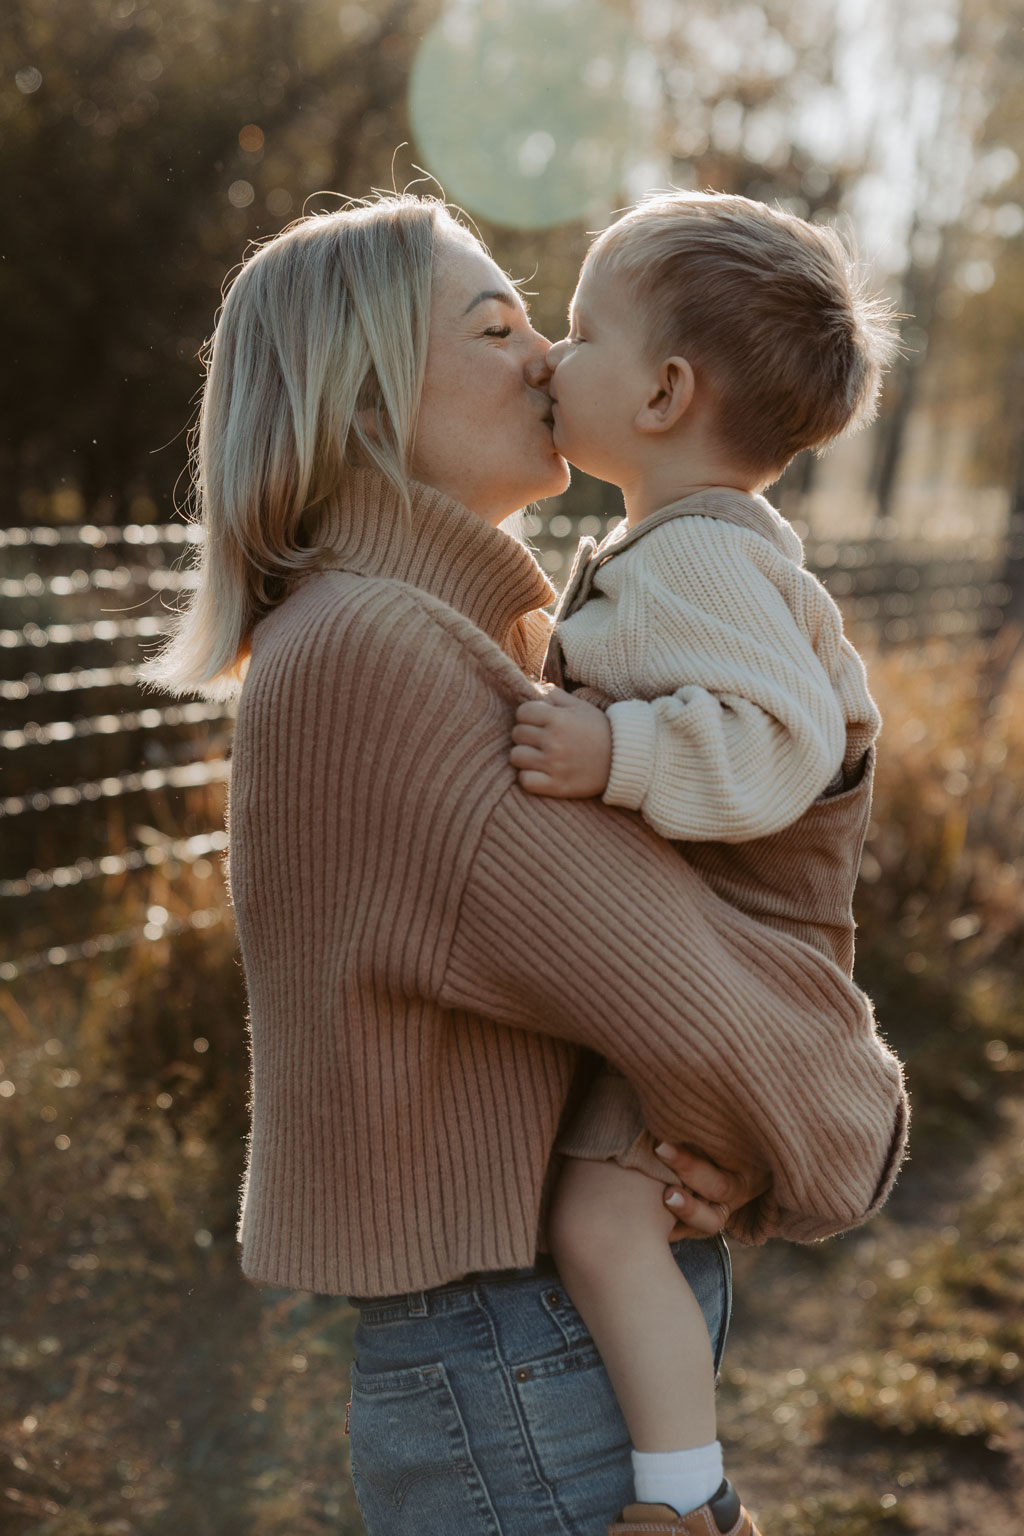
[604, 700, 658, 811]
[555, 1068, 647, 1160]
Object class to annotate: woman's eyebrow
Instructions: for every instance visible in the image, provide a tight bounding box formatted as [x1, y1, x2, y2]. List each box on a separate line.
[462, 288, 521, 316]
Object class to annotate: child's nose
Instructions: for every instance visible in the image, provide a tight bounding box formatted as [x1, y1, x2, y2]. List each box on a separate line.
[546, 338, 567, 370]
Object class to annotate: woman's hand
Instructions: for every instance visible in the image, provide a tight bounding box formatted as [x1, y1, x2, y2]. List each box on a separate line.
[654, 1141, 771, 1240]
[511, 686, 612, 798]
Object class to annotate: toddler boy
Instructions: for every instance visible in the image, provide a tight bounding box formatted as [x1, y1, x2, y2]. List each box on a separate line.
[509, 192, 900, 1536]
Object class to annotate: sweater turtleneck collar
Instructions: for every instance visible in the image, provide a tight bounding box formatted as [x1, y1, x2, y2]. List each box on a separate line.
[307, 470, 555, 650]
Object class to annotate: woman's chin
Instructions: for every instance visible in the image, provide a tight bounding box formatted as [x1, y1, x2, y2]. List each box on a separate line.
[550, 461, 572, 499]
[532, 450, 571, 502]
[549, 428, 577, 474]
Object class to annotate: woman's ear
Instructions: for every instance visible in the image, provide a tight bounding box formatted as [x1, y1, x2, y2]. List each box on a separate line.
[634, 357, 695, 435]
[355, 406, 379, 439]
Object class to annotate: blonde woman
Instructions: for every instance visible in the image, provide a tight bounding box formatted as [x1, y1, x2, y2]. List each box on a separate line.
[145, 195, 905, 1536]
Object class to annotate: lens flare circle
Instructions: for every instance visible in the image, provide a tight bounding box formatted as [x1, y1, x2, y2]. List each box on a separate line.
[409, 0, 658, 230]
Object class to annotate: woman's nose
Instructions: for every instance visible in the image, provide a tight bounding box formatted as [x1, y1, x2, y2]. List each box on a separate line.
[524, 345, 553, 389]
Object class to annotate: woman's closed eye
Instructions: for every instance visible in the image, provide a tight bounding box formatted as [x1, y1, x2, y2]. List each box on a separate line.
[482, 324, 513, 338]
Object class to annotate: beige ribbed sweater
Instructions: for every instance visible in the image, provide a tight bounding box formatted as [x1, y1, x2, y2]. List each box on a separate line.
[548, 489, 885, 1180]
[228, 471, 907, 1297]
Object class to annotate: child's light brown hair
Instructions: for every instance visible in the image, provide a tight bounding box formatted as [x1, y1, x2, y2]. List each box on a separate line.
[587, 190, 900, 480]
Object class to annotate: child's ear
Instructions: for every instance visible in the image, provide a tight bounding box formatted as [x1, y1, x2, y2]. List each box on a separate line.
[634, 357, 695, 435]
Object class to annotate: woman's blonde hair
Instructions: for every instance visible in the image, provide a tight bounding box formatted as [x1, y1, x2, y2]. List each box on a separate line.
[142, 193, 473, 699]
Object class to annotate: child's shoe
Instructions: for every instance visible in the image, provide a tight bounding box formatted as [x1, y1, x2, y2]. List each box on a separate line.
[607, 1478, 762, 1535]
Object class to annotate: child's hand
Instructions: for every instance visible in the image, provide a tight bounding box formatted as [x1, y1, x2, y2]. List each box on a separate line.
[511, 686, 612, 798]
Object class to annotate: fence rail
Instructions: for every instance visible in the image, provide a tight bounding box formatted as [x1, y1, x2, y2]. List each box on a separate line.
[3, 665, 148, 700]
[1, 758, 231, 818]
[0, 522, 200, 548]
[3, 513, 1021, 980]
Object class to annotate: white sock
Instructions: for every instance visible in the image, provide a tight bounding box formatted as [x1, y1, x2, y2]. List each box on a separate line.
[631, 1441, 724, 1516]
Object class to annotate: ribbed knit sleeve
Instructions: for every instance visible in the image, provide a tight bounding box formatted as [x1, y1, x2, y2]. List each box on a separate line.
[507, 605, 554, 681]
[440, 786, 907, 1244]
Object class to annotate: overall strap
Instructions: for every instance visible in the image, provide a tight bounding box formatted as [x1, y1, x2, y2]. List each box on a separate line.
[542, 489, 796, 686]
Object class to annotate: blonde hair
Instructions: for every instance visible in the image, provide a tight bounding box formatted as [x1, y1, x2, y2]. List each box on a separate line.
[141, 193, 475, 699]
[587, 191, 900, 479]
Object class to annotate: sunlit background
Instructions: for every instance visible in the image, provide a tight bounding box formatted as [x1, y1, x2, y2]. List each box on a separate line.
[2, 1, 1024, 1532]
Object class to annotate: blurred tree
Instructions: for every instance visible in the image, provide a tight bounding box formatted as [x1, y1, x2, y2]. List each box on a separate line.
[0, 0, 439, 519]
[633, 0, 1022, 522]
[1, 0, 1020, 530]
[912, 0, 1024, 488]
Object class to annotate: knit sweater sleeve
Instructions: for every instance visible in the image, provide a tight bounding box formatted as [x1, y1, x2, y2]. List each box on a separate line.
[439, 784, 908, 1244]
[506, 604, 554, 681]
[562, 521, 849, 841]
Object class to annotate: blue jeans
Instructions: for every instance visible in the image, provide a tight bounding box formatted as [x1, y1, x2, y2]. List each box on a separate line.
[347, 1237, 731, 1536]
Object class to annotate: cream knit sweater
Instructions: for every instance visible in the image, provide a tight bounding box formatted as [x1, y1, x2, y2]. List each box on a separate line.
[228, 472, 907, 1297]
[553, 489, 880, 839]
[548, 488, 885, 1181]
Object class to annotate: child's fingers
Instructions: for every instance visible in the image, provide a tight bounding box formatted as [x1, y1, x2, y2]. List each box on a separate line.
[540, 686, 575, 708]
[511, 723, 548, 747]
[515, 699, 556, 726]
[517, 768, 557, 795]
[509, 744, 547, 770]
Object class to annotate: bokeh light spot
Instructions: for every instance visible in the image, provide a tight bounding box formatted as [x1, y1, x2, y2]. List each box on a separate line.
[228, 179, 255, 209]
[408, 0, 660, 230]
[15, 68, 43, 95]
[956, 259, 995, 294]
[266, 187, 293, 218]
[338, 4, 375, 41]
[238, 123, 265, 153]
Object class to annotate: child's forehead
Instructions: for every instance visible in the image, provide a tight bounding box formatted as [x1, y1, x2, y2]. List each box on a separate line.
[572, 259, 636, 318]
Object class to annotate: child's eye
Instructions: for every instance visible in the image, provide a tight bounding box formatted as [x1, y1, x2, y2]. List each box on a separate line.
[483, 325, 512, 338]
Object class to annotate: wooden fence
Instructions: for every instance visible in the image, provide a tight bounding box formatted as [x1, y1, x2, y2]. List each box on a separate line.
[2, 514, 1020, 981]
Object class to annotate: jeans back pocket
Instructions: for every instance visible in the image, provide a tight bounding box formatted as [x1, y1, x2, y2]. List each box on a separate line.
[348, 1359, 503, 1535]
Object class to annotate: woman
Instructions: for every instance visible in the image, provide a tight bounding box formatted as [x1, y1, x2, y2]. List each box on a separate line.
[144, 194, 906, 1536]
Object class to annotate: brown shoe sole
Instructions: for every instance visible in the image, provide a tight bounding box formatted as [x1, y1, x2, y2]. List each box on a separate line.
[608, 1493, 762, 1535]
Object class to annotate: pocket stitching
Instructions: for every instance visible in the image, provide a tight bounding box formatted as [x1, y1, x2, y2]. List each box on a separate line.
[349, 1357, 503, 1530]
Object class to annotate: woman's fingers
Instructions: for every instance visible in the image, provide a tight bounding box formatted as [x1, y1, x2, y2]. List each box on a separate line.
[662, 1182, 727, 1237]
[656, 1143, 733, 1204]
[655, 1141, 771, 1219]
